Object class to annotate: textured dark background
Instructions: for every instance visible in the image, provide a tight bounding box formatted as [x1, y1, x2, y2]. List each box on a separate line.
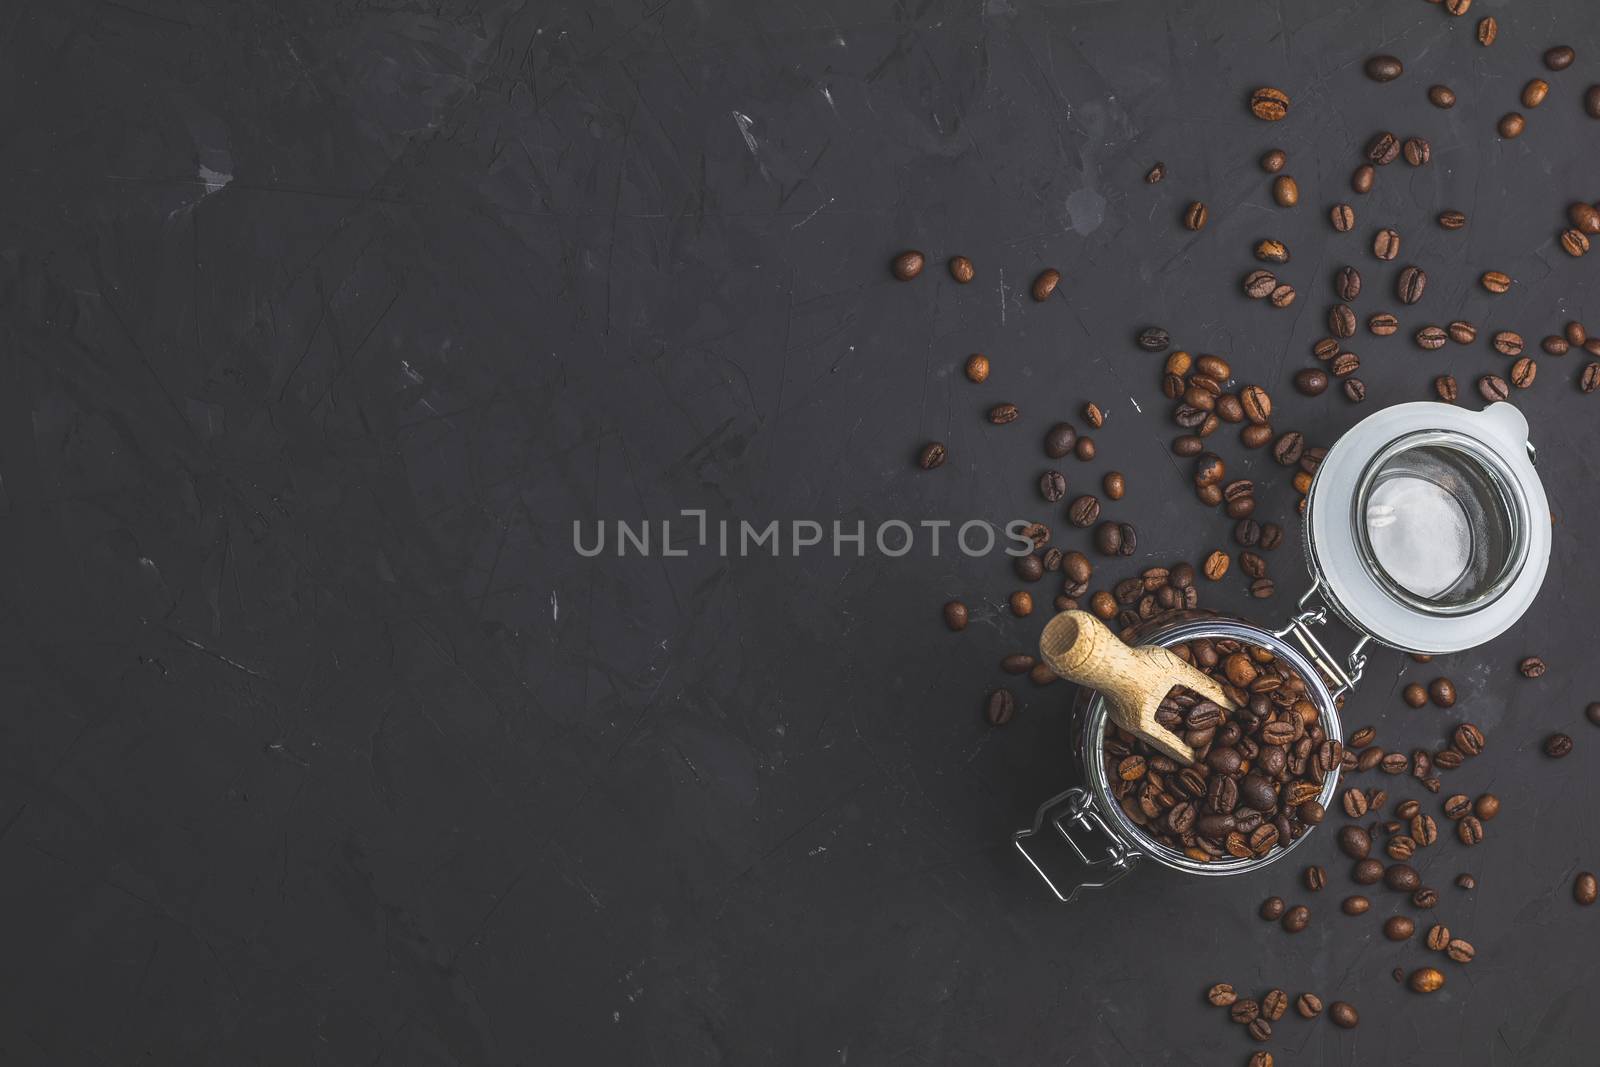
[3, 0, 1599, 1063]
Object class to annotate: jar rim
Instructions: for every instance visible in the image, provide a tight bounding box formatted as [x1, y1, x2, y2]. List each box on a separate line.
[1080, 616, 1344, 876]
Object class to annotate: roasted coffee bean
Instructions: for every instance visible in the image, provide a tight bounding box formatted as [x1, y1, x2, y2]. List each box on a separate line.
[1357, 747, 1385, 772]
[1247, 1018, 1272, 1042]
[1571, 322, 1590, 346]
[984, 689, 1015, 726]
[1492, 331, 1524, 356]
[1478, 375, 1509, 403]
[1255, 239, 1290, 266]
[1545, 733, 1573, 758]
[1102, 471, 1126, 501]
[1089, 590, 1116, 620]
[1443, 795, 1472, 820]
[1352, 164, 1375, 194]
[1343, 787, 1369, 818]
[1137, 327, 1171, 352]
[1589, 702, 1600, 727]
[1063, 551, 1091, 584]
[1207, 982, 1237, 1006]
[1476, 16, 1497, 45]
[1282, 905, 1310, 933]
[1546, 336, 1572, 356]
[1260, 896, 1287, 921]
[1342, 378, 1367, 403]
[1369, 312, 1400, 336]
[1583, 362, 1600, 394]
[1097, 521, 1136, 557]
[1039, 470, 1067, 502]
[1384, 915, 1415, 941]
[1269, 283, 1296, 308]
[1497, 112, 1525, 139]
[1294, 992, 1323, 1019]
[1447, 939, 1475, 963]
[1075, 437, 1096, 461]
[1409, 968, 1445, 994]
[1366, 131, 1400, 166]
[1273, 432, 1305, 465]
[1288, 369, 1327, 399]
[891, 250, 925, 280]
[1413, 814, 1438, 846]
[1511, 357, 1537, 388]
[1331, 203, 1356, 231]
[1203, 550, 1230, 581]
[1262, 989, 1289, 1021]
[1244, 270, 1277, 299]
[1009, 590, 1033, 617]
[1329, 304, 1358, 338]
[1338, 825, 1371, 860]
[1373, 228, 1401, 260]
[1069, 495, 1102, 527]
[1365, 54, 1404, 81]
[1457, 873, 1476, 890]
[1184, 202, 1208, 230]
[1589, 86, 1600, 119]
[1304, 865, 1327, 892]
[1251, 86, 1291, 121]
[1240, 386, 1271, 423]
[918, 442, 948, 470]
[1001, 654, 1036, 674]
[1520, 655, 1547, 678]
[1031, 268, 1061, 301]
[1386, 863, 1421, 893]
[1434, 749, 1463, 770]
[1329, 1002, 1359, 1029]
[1336, 266, 1363, 301]
[1231, 998, 1261, 1024]
[1194, 354, 1231, 382]
[1474, 794, 1499, 820]
[1522, 78, 1550, 109]
[1403, 137, 1431, 165]
[1429, 85, 1458, 109]
[1416, 325, 1447, 350]
[1261, 148, 1288, 173]
[1545, 45, 1577, 71]
[942, 601, 968, 631]
[1215, 394, 1244, 422]
[1397, 265, 1426, 305]
[1403, 683, 1428, 708]
[1028, 662, 1057, 686]
[1144, 162, 1165, 184]
[1429, 678, 1456, 707]
[1380, 752, 1409, 774]
[1044, 423, 1078, 458]
[1449, 320, 1477, 344]
[1353, 858, 1384, 884]
[1343, 894, 1371, 915]
[964, 353, 990, 383]
[1482, 270, 1512, 294]
[1576, 872, 1599, 906]
[1350, 726, 1376, 749]
[1426, 924, 1451, 951]
[1457, 815, 1484, 846]
[1248, 1053, 1272, 1067]
[1387, 835, 1416, 860]
[988, 402, 1020, 425]
[1173, 434, 1204, 457]
[1438, 209, 1467, 229]
[1015, 554, 1044, 582]
[1272, 176, 1299, 207]
[949, 256, 975, 283]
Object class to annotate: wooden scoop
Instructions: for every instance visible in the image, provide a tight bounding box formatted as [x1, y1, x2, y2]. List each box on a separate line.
[1039, 610, 1237, 766]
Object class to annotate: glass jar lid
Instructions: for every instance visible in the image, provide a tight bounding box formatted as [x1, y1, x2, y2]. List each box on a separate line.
[1303, 402, 1549, 654]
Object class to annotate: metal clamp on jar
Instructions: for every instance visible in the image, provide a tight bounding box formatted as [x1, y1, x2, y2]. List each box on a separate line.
[1015, 402, 1550, 902]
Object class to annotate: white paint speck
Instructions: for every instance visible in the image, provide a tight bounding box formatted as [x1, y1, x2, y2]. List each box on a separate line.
[820, 86, 837, 112]
[198, 164, 232, 195]
[731, 111, 759, 155]
[1129, 396, 1143, 413]
[550, 591, 559, 620]
[792, 197, 834, 229]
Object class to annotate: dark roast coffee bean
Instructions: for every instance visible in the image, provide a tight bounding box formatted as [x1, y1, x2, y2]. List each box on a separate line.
[1369, 312, 1399, 336]
[1001, 654, 1035, 674]
[1373, 228, 1401, 260]
[1397, 265, 1427, 305]
[1184, 202, 1208, 230]
[1069, 495, 1101, 527]
[891, 250, 925, 280]
[1403, 137, 1431, 166]
[1545, 45, 1576, 71]
[1343, 895, 1371, 915]
[1244, 270, 1277, 299]
[1231, 998, 1261, 1024]
[1457, 816, 1484, 846]
[1476, 16, 1497, 45]
[1296, 993, 1323, 1018]
[1583, 362, 1600, 394]
[1329, 1002, 1359, 1029]
[1384, 915, 1415, 941]
[1240, 386, 1271, 423]
[1261, 148, 1288, 173]
[1271, 176, 1299, 207]
[949, 256, 975, 283]
[1511, 358, 1536, 388]
[1251, 86, 1291, 121]
[1338, 825, 1371, 860]
[1305, 865, 1327, 891]
[942, 601, 968, 631]
[1015, 554, 1044, 582]
[1385, 863, 1421, 892]
[1522, 78, 1551, 109]
[1137, 327, 1170, 351]
[984, 689, 1015, 726]
[1282, 905, 1310, 933]
[1331, 203, 1356, 231]
[1429, 85, 1457, 108]
[1103, 471, 1125, 500]
[1273, 432, 1305, 465]
[1366, 131, 1400, 166]
[1208, 982, 1238, 1006]
[1075, 437, 1096, 461]
[1009, 590, 1032, 617]
[1588, 86, 1600, 120]
[918, 442, 948, 470]
[1365, 55, 1403, 82]
[1269, 283, 1296, 307]
[1352, 164, 1375, 194]
[1545, 733, 1573, 758]
[1545, 336, 1572, 355]
[1498, 112, 1525, 139]
[1263, 989, 1289, 1021]
[1589, 702, 1600, 727]
[1342, 378, 1367, 403]
[1438, 209, 1467, 229]
[1457, 873, 1476, 889]
[1144, 162, 1165, 184]
[1447, 939, 1475, 963]
[1336, 266, 1362, 300]
[1031, 268, 1061, 301]
[1039, 470, 1067, 502]
[1353, 858, 1384, 884]
[1481, 270, 1512, 294]
[1294, 369, 1328, 397]
[1329, 304, 1357, 338]
[988, 403, 1020, 425]
[1520, 655, 1547, 678]
[1331, 352, 1360, 377]
[1173, 434, 1204, 456]
[1260, 896, 1287, 921]
[1429, 678, 1456, 707]
[1478, 375, 1509, 403]
[1576, 872, 1598, 905]
[1416, 325, 1447, 350]
[1044, 423, 1077, 458]
[1449, 320, 1477, 344]
[1455, 722, 1485, 755]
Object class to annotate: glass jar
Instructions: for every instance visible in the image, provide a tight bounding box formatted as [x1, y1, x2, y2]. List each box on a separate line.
[1017, 401, 1550, 901]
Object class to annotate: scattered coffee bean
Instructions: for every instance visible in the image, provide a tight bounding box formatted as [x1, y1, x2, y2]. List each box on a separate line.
[1438, 209, 1467, 229]
[1231, 998, 1261, 1024]
[1520, 655, 1547, 678]
[1137, 327, 1170, 352]
[1408, 968, 1445, 994]
[1416, 325, 1447, 350]
[1444, 0, 1469, 15]
[1478, 375, 1509, 403]
[1028, 662, 1057, 686]
[1015, 554, 1044, 583]
[1251, 86, 1290, 121]
[1576, 872, 1598, 906]
[1523, 78, 1550, 108]
[1075, 437, 1096, 461]
[1039, 470, 1067, 502]
[1497, 112, 1525, 139]
[1476, 16, 1497, 45]
[949, 256, 975, 283]
[1249, 1053, 1272, 1067]
[1184, 202, 1208, 230]
[1256, 238, 1290, 263]
[1103, 471, 1125, 500]
[1296, 992, 1323, 1018]
[1369, 312, 1400, 336]
[1069, 495, 1102, 527]
[988, 402, 1020, 425]
[1429, 85, 1457, 109]
[1283, 905, 1310, 933]
[1493, 330, 1525, 356]
[1329, 304, 1358, 338]
[1144, 162, 1165, 184]
[891, 250, 925, 280]
[1366, 131, 1400, 166]
[1343, 895, 1371, 915]
[1244, 270, 1278, 299]
[1475, 794, 1499, 821]
[1352, 164, 1375, 194]
[1365, 55, 1404, 82]
[1373, 228, 1401, 260]
[1449, 320, 1477, 344]
[964, 354, 990, 383]
[1588, 702, 1600, 727]
[1588, 86, 1600, 119]
[1403, 137, 1430, 166]
[1457, 873, 1476, 890]
[1353, 858, 1384, 884]
[1402, 683, 1427, 708]
[1384, 915, 1415, 941]
[1336, 266, 1362, 300]
[1342, 378, 1367, 403]
[1455, 722, 1484, 754]
[984, 689, 1015, 726]
[1044, 423, 1077, 458]
[1001, 654, 1035, 674]
[1447, 939, 1475, 964]
[1545, 45, 1577, 71]
[1563, 229, 1591, 257]
[1272, 175, 1300, 207]
[1397, 265, 1427, 305]
[1208, 982, 1238, 1006]
[1331, 203, 1356, 231]
[1510, 357, 1536, 388]
[1031, 268, 1061, 301]
[1329, 1002, 1359, 1029]
[1546, 733, 1574, 758]
[1263, 989, 1289, 1021]
[1261, 896, 1287, 921]
[919, 442, 948, 470]
[1582, 362, 1600, 393]
[1414, 886, 1439, 909]
[1429, 678, 1457, 707]
[1261, 148, 1287, 172]
[1294, 369, 1329, 396]
[1458, 816, 1485, 846]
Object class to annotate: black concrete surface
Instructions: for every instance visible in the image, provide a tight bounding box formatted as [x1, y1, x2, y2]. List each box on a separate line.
[3, 0, 1599, 1063]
